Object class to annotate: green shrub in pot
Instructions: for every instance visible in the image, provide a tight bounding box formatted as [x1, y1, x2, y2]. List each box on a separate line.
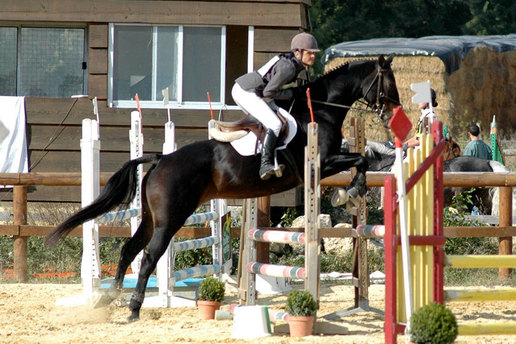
[409, 302, 458, 344]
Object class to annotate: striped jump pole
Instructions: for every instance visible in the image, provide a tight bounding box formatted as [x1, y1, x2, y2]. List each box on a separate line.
[241, 122, 320, 307]
[442, 253, 516, 335]
[144, 119, 231, 308]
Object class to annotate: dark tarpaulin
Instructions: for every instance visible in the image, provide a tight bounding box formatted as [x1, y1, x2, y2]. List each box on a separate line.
[322, 34, 516, 74]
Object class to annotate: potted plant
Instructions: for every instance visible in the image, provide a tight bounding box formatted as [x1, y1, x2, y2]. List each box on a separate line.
[197, 276, 225, 320]
[285, 290, 318, 337]
[409, 302, 458, 344]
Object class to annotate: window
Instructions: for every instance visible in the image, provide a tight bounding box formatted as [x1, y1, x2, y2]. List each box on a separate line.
[109, 24, 226, 109]
[0, 26, 86, 98]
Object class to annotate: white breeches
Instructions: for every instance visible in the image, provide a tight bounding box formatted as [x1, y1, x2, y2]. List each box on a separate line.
[231, 83, 282, 136]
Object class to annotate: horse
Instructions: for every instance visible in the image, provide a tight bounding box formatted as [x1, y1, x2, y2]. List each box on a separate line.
[340, 134, 461, 172]
[339, 135, 461, 208]
[444, 156, 508, 214]
[45, 55, 400, 321]
[355, 140, 505, 214]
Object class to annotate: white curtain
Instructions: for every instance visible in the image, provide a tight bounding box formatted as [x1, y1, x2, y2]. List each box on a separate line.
[0, 96, 28, 174]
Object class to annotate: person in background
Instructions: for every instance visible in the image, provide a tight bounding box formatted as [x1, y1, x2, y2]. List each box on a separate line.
[403, 88, 438, 150]
[404, 88, 439, 149]
[463, 123, 492, 160]
[231, 32, 319, 180]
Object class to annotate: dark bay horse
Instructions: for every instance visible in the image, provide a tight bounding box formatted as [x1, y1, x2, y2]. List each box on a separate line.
[46, 55, 400, 321]
[444, 156, 508, 214]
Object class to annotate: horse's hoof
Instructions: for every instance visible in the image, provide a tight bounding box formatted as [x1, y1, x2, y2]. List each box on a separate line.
[331, 188, 349, 207]
[92, 289, 120, 308]
[127, 312, 140, 322]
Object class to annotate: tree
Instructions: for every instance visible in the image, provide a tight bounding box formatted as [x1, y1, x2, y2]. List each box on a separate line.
[462, 0, 516, 35]
[310, 0, 472, 50]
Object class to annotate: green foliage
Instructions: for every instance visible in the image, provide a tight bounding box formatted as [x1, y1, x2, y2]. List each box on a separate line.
[443, 189, 499, 284]
[463, 0, 516, 35]
[309, 0, 513, 75]
[285, 290, 318, 316]
[198, 276, 225, 302]
[174, 238, 213, 271]
[409, 302, 458, 344]
[278, 207, 298, 228]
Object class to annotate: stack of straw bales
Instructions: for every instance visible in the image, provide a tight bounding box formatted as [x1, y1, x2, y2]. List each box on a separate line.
[324, 48, 515, 143]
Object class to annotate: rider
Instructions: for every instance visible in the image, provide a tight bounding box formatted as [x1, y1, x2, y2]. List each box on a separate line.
[231, 32, 319, 180]
[404, 87, 439, 149]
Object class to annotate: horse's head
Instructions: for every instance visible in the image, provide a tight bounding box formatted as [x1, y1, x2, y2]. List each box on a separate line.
[442, 135, 461, 161]
[361, 55, 400, 126]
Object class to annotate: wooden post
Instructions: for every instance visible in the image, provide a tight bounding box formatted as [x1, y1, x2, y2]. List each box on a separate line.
[305, 123, 320, 305]
[499, 186, 513, 279]
[13, 185, 28, 282]
[349, 117, 371, 313]
[256, 196, 270, 263]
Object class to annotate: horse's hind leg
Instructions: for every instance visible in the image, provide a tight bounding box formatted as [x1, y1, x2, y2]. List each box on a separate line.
[127, 222, 179, 321]
[96, 216, 153, 306]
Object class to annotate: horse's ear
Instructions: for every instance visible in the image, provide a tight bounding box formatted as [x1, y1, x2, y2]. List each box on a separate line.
[378, 54, 394, 68]
[378, 54, 386, 67]
[386, 54, 394, 65]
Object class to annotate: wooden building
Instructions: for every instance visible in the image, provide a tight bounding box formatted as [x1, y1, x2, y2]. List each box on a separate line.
[0, 0, 311, 205]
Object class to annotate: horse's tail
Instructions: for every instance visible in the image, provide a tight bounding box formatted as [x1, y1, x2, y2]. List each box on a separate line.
[489, 160, 508, 173]
[45, 154, 162, 246]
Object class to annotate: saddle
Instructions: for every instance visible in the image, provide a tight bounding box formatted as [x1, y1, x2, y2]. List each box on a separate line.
[210, 112, 289, 146]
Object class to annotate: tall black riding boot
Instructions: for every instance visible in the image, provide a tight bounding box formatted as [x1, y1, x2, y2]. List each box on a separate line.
[259, 129, 283, 180]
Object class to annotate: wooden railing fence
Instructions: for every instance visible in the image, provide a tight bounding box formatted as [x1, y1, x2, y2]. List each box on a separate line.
[0, 171, 515, 281]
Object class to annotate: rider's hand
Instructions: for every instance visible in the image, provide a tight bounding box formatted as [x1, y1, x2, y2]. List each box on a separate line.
[291, 87, 304, 99]
[255, 88, 264, 98]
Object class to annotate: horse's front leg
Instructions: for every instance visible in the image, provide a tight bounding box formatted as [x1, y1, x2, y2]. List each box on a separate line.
[321, 153, 368, 208]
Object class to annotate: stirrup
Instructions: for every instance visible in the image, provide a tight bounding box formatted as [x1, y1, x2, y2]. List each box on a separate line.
[260, 165, 275, 180]
[273, 150, 285, 178]
[273, 158, 285, 178]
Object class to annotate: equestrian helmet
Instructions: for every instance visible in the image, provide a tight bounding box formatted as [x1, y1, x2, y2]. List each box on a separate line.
[291, 32, 320, 52]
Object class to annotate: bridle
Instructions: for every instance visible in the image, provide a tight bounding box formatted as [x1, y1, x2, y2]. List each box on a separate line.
[362, 64, 400, 121]
[443, 139, 460, 160]
[305, 63, 400, 123]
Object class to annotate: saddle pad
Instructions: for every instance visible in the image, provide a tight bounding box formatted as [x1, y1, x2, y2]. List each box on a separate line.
[230, 107, 297, 156]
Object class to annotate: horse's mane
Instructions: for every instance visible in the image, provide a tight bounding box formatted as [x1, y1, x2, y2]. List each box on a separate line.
[321, 58, 378, 79]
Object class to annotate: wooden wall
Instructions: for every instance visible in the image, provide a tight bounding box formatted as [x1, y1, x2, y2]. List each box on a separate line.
[0, 0, 310, 206]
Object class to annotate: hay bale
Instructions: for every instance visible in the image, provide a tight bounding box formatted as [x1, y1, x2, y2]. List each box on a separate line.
[447, 47, 516, 139]
[325, 50, 516, 142]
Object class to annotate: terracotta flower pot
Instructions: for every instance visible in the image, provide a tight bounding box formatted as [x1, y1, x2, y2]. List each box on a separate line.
[288, 315, 314, 337]
[197, 300, 221, 320]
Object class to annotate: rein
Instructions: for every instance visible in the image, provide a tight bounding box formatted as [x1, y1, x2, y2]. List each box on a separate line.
[303, 64, 400, 117]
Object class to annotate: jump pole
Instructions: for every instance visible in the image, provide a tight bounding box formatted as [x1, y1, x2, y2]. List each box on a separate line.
[240, 121, 321, 306]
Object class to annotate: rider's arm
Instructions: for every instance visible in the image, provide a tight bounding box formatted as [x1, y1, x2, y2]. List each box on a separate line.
[262, 60, 297, 100]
